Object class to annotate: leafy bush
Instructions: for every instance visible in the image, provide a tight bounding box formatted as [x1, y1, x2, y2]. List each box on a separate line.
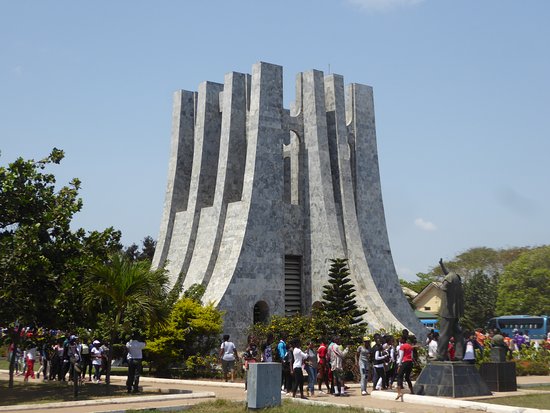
[515, 360, 549, 376]
[146, 297, 223, 377]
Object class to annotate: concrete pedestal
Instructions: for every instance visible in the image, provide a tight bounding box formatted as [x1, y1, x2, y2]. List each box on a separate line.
[247, 362, 282, 409]
[479, 362, 517, 392]
[413, 361, 491, 398]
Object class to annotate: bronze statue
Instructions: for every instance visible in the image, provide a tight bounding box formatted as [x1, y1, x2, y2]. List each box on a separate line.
[437, 259, 465, 361]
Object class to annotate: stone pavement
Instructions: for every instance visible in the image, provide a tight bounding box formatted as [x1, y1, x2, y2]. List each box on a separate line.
[1, 370, 550, 413]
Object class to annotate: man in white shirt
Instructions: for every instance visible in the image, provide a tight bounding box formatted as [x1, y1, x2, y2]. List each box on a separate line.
[428, 333, 439, 360]
[126, 333, 146, 393]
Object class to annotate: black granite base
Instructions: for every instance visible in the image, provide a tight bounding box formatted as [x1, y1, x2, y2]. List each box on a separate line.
[413, 361, 492, 398]
[479, 362, 517, 392]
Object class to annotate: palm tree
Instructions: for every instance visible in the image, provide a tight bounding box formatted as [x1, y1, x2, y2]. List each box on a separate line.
[83, 253, 170, 384]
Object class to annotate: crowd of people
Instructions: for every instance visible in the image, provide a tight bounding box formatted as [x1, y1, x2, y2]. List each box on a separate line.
[3, 326, 146, 394]
[221, 329, 421, 399]
[425, 327, 546, 364]
[6, 332, 111, 385]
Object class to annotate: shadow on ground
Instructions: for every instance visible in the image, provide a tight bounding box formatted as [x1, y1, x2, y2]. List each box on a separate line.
[0, 379, 151, 405]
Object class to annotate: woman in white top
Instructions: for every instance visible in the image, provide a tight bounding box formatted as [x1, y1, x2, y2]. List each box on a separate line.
[91, 340, 103, 383]
[291, 338, 308, 399]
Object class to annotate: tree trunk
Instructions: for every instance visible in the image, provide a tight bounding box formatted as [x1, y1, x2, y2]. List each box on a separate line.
[8, 328, 20, 389]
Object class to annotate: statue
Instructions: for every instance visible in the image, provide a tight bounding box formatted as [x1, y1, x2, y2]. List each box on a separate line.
[436, 259, 465, 361]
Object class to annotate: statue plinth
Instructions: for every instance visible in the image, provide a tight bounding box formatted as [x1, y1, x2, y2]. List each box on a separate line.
[413, 361, 491, 398]
[480, 348, 517, 392]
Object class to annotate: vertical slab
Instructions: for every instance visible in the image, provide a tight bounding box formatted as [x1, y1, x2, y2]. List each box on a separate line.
[204, 62, 286, 341]
[152, 90, 196, 270]
[301, 70, 345, 303]
[349, 83, 424, 334]
[324, 74, 406, 330]
[163, 81, 223, 284]
[184, 72, 249, 290]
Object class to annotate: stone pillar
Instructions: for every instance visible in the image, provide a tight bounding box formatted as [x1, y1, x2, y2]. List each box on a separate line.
[247, 362, 282, 409]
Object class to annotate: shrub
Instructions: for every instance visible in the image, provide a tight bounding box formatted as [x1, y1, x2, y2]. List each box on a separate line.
[515, 360, 549, 376]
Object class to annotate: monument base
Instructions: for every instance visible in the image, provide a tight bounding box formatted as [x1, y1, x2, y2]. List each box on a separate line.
[413, 361, 491, 398]
[247, 362, 282, 409]
[479, 362, 517, 392]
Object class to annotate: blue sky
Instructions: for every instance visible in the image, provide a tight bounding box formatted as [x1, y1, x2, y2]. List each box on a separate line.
[2, 0, 549, 280]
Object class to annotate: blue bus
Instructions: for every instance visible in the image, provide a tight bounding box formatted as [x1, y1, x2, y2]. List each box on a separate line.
[420, 319, 439, 332]
[486, 315, 550, 342]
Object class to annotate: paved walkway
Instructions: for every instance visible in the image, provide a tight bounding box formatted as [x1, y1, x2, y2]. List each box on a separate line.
[1, 370, 550, 413]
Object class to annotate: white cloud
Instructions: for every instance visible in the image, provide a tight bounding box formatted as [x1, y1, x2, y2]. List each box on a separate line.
[414, 217, 437, 231]
[348, 0, 425, 13]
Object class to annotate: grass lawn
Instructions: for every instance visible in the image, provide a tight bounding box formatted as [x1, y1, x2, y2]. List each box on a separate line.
[127, 399, 365, 413]
[479, 392, 550, 409]
[0, 379, 148, 406]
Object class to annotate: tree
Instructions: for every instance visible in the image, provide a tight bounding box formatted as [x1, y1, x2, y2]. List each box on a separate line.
[83, 253, 171, 383]
[419, 247, 529, 283]
[461, 270, 497, 331]
[123, 236, 157, 262]
[321, 258, 367, 340]
[496, 246, 550, 316]
[0, 148, 120, 387]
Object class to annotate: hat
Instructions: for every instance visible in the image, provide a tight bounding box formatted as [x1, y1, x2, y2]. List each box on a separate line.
[363, 336, 370, 342]
[93, 340, 100, 345]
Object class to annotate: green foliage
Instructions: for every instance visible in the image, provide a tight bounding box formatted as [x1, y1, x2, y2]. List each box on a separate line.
[421, 247, 529, 283]
[322, 258, 367, 327]
[146, 296, 223, 376]
[461, 271, 497, 331]
[249, 308, 365, 348]
[496, 246, 550, 315]
[83, 253, 171, 341]
[123, 236, 156, 262]
[513, 346, 550, 376]
[0, 149, 121, 328]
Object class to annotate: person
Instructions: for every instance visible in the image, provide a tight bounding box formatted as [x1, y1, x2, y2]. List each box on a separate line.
[66, 335, 81, 382]
[24, 343, 37, 381]
[448, 337, 456, 361]
[126, 333, 146, 393]
[373, 338, 388, 390]
[261, 333, 273, 362]
[316, 339, 330, 394]
[395, 336, 417, 401]
[384, 335, 396, 389]
[100, 341, 110, 383]
[91, 340, 103, 383]
[370, 333, 382, 388]
[304, 341, 318, 397]
[80, 339, 92, 382]
[463, 332, 476, 364]
[329, 336, 349, 396]
[513, 330, 526, 351]
[523, 330, 531, 348]
[291, 338, 308, 399]
[37, 338, 52, 381]
[356, 336, 371, 395]
[436, 258, 465, 361]
[242, 335, 259, 391]
[219, 334, 238, 383]
[427, 332, 439, 360]
[278, 335, 292, 394]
